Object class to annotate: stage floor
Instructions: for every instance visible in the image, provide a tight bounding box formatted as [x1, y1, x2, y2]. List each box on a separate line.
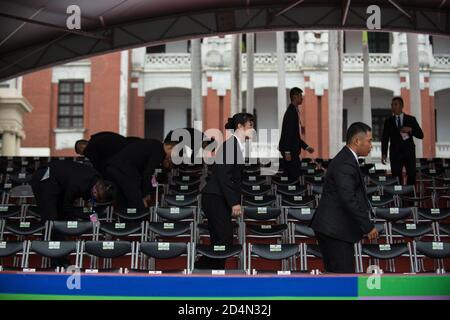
[0, 272, 449, 300]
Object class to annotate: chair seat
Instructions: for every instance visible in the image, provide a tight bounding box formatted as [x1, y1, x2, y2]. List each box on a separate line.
[246, 223, 288, 236]
[362, 243, 409, 259]
[195, 244, 242, 259]
[148, 222, 191, 237]
[242, 176, 267, 187]
[139, 242, 187, 259]
[251, 244, 300, 260]
[415, 241, 450, 259]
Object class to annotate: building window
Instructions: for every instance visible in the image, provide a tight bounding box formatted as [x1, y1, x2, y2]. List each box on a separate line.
[0, 81, 10, 88]
[372, 109, 392, 141]
[146, 45, 166, 54]
[368, 32, 390, 53]
[57, 80, 84, 129]
[284, 32, 299, 53]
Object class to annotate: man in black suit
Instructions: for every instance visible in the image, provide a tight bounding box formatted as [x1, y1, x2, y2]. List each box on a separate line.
[104, 138, 175, 209]
[310, 122, 378, 273]
[30, 160, 116, 221]
[278, 87, 314, 179]
[75, 132, 142, 177]
[381, 97, 424, 185]
[196, 113, 254, 269]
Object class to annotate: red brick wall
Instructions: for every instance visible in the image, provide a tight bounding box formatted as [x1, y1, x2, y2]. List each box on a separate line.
[22, 69, 52, 148]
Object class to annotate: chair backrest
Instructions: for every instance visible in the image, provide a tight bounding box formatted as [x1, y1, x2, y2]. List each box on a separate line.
[286, 207, 316, 222]
[415, 241, 450, 259]
[242, 195, 277, 207]
[99, 221, 143, 237]
[148, 221, 191, 237]
[114, 207, 151, 220]
[276, 184, 307, 196]
[281, 195, 316, 207]
[0, 241, 25, 257]
[164, 195, 198, 207]
[83, 241, 132, 258]
[417, 208, 450, 221]
[155, 207, 196, 221]
[374, 207, 414, 221]
[138, 242, 187, 259]
[243, 207, 281, 221]
[246, 223, 288, 236]
[195, 244, 242, 259]
[250, 244, 300, 260]
[0, 205, 22, 219]
[51, 220, 94, 237]
[361, 243, 410, 259]
[30, 240, 77, 258]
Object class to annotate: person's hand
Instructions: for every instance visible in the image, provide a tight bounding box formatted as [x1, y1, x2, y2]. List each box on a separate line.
[142, 195, 152, 208]
[400, 126, 412, 133]
[367, 227, 379, 241]
[381, 155, 387, 165]
[306, 146, 314, 154]
[285, 153, 292, 162]
[231, 204, 242, 218]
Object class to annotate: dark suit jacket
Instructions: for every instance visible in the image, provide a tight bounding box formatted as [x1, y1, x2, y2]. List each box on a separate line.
[31, 160, 100, 218]
[310, 147, 374, 243]
[105, 139, 165, 195]
[202, 136, 244, 208]
[278, 103, 309, 156]
[84, 132, 141, 176]
[381, 114, 424, 160]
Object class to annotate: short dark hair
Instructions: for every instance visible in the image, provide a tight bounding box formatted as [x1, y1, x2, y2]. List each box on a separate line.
[74, 139, 88, 154]
[392, 96, 404, 106]
[346, 122, 372, 145]
[96, 179, 117, 204]
[225, 113, 254, 130]
[289, 87, 303, 101]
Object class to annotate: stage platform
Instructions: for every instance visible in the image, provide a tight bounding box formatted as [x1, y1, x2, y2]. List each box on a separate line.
[0, 272, 449, 300]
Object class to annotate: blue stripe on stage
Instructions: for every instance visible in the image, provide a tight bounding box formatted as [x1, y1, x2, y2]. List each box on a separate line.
[0, 274, 358, 297]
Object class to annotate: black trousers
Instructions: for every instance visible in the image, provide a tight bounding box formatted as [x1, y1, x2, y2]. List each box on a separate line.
[390, 155, 416, 185]
[316, 232, 356, 273]
[195, 193, 234, 270]
[280, 154, 302, 179]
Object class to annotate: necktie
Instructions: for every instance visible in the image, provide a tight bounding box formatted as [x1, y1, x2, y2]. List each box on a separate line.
[396, 116, 401, 128]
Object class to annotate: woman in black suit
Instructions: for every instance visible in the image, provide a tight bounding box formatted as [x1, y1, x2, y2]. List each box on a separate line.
[195, 113, 255, 270]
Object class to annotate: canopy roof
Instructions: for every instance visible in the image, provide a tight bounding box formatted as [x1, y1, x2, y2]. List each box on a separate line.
[0, 0, 449, 81]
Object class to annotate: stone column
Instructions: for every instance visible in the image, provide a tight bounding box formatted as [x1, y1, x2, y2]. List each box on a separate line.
[276, 31, 287, 130]
[246, 33, 255, 115]
[190, 38, 203, 131]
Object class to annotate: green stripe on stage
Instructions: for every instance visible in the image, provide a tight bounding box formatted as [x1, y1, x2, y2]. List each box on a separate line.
[0, 294, 357, 300]
[358, 275, 450, 297]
